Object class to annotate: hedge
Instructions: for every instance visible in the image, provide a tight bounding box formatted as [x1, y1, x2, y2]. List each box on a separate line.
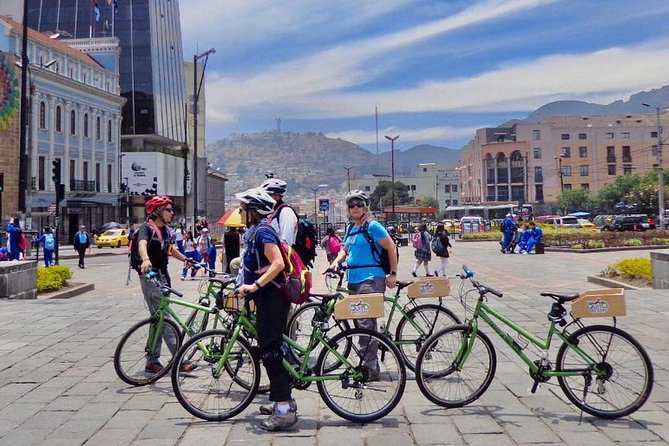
[37, 265, 73, 293]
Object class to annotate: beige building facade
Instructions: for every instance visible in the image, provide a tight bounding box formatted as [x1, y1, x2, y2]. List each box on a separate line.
[460, 114, 666, 210]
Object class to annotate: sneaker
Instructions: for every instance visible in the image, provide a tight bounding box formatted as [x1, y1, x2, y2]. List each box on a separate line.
[434, 271, 439, 276]
[259, 398, 297, 416]
[180, 277, 185, 281]
[259, 407, 298, 431]
[426, 274, 434, 277]
[411, 272, 417, 277]
[144, 362, 165, 374]
[179, 362, 196, 373]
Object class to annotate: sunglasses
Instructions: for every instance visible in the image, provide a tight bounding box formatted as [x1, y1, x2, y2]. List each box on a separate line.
[164, 208, 174, 213]
[348, 202, 365, 209]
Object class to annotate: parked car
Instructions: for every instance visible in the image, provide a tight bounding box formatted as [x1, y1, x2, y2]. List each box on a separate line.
[593, 214, 615, 230]
[460, 216, 484, 233]
[577, 219, 596, 231]
[611, 215, 651, 232]
[96, 229, 129, 248]
[552, 216, 580, 229]
[536, 214, 561, 223]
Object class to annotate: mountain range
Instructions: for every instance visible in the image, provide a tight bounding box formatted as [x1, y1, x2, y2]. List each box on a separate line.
[207, 85, 669, 197]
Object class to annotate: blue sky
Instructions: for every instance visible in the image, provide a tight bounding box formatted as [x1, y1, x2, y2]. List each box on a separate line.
[179, 0, 669, 153]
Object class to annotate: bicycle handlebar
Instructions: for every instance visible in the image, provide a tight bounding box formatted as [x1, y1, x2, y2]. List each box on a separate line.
[145, 271, 184, 297]
[458, 264, 503, 298]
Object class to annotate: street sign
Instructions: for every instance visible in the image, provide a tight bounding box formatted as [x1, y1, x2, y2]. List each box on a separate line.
[48, 203, 57, 215]
[319, 198, 330, 212]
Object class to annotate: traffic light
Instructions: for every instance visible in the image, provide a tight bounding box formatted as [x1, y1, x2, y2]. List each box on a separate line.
[51, 159, 61, 184]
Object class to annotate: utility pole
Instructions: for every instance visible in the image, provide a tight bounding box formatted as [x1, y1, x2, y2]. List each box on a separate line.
[343, 166, 353, 192]
[385, 135, 399, 222]
[643, 103, 666, 229]
[18, 0, 29, 213]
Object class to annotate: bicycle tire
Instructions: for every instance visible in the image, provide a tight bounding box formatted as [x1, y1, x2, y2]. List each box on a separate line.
[556, 324, 653, 419]
[395, 303, 461, 372]
[171, 329, 260, 421]
[316, 328, 406, 423]
[114, 316, 183, 386]
[286, 301, 351, 370]
[415, 325, 496, 408]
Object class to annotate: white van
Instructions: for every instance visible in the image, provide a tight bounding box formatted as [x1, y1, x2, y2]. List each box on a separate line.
[460, 216, 484, 233]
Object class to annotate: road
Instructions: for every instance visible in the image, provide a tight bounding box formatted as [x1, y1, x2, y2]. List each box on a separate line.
[0, 242, 668, 446]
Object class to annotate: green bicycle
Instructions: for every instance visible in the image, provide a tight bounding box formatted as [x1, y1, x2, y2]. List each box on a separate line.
[415, 265, 653, 419]
[113, 271, 235, 386]
[170, 290, 407, 423]
[289, 268, 461, 371]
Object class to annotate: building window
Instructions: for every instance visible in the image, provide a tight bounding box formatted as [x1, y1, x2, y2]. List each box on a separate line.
[83, 161, 89, 182]
[580, 165, 589, 176]
[606, 146, 616, 163]
[605, 132, 614, 139]
[578, 133, 587, 140]
[55, 106, 62, 132]
[96, 117, 101, 140]
[652, 145, 659, 157]
[452, 199, 458, 205]
[532, 129, 540, 141]
[70, 109, 76, 135]
[38, 156, 45, 190]
[69, 160, 76, 185]
[561, 133, 570, 140]
[563, 184, 572, 191]
[39, 101, 46, 129]
[107, 164, 112, 193]
[533, 147, 542, 159]
[452, 184, 458, 192]
[535, 184, 544, 201]
[534, 166, 543, 182]
[444, 185, 451, 193]
[652, 131, 659, 138]
[562, 147, 571, 158]
[624, 165, 633, 175]
[581, 183, 590, 190]
[107, 120, 112, 142]
[578, 146, 587, 158]
[621, 132, 630, 139]
[563, 165, 572, 176]
[84, 113, 89, 137]
[622, 145, 631, 163]
[95, 163, 101, 192]
[608, 164, 616, 175]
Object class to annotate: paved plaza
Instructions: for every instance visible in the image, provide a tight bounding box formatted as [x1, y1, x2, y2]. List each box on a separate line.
[0, 241, 668, 446]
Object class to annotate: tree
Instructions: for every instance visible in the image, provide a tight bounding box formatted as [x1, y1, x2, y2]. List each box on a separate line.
[417, 196, 438, 208]
[558, 189, 593, 214]
[369, 180, 409, 211]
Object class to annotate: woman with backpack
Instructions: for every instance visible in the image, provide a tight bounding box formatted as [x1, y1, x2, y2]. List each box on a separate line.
[321, 227, 341, 263]
[35, 227, 56, 266]
[180, 231, 198, 280]
[235, 188, 298, 432]
[412, 223, 433, 277]
[431, 224, 452, 277]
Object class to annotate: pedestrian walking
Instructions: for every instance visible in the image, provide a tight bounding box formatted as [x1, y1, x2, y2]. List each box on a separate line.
[432, 224, 452, 277]
[412, 223, 433, 277]
[73, 225, 91, 268]
[321, 227, 342, 263]
[35, 227, 56, 267]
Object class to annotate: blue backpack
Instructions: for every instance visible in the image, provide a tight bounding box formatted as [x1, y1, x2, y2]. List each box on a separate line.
[44, 233, 56, 250]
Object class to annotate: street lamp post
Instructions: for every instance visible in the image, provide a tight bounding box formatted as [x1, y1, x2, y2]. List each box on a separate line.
[643, 103, 667, 229]
[192, 47, 216, 233]
[343, 166, 354, 192]
[310, 184, 328, 239]
[554, 155, 564, 192]
[384, 135, 399, 222]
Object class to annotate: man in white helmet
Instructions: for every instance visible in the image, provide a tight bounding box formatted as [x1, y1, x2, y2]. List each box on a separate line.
[260, 178, 298, 245]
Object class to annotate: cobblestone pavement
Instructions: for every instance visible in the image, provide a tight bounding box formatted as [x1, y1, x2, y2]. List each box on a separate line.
[0, 242, 668, 446]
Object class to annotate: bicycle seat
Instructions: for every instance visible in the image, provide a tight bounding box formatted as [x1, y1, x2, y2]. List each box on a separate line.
[540, 292, 580, 302]
[208, 277, 235, 287]
[396, 280, 414, 290]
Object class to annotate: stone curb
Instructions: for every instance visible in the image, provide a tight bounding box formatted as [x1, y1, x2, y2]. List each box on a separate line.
[546, 245, 668, 253]
[38, 282, 96, 299]
[586, 275, 641, 290]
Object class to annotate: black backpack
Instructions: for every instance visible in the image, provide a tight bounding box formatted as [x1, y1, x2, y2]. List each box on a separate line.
[275, 204, 318, 268]
[128, 222, 162, 273]
[345, 221, 391, 274]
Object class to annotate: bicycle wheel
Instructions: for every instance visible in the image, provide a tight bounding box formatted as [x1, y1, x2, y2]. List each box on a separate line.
[556, 325, 653, 419]
[287, 302, 351, 370]
[316, 328, 406, 423]
[114, 316, 182, 386]
[416, 325, 496, 408]
[171, 329, 260, 421]
[395, 303, 461, 372]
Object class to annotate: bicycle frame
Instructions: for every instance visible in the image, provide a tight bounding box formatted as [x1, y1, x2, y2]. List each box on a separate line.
[464, 298, 601, 379]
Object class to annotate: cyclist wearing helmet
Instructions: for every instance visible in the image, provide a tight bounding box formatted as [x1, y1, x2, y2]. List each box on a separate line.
[137, 195, 193, 374]
[260, 178, 298, 246]
[236, 188, 298, 431]
[328, 189, 398, 380]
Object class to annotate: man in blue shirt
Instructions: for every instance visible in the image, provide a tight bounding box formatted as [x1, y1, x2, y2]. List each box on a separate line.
[522, 222, 543, 254]
[501, 214, 517, 253]
[73, 225, 91, 268]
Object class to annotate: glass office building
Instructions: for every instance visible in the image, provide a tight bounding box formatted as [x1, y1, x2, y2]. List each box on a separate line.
[27, 0, 186, 144]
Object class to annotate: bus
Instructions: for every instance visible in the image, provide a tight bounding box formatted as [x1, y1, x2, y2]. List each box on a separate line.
[444, 203, 534, 221]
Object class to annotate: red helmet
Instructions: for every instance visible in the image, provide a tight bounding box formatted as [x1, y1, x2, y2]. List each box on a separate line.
[145, 195, 173, 214]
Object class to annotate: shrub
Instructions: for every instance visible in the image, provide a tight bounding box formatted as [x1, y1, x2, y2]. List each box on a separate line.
[50, 265, 73, 283]
[570, 243, 584, 249]
[587, 240, 605, 249]
[462, 231, 502, 240]
[624, 238, 643, 247]
[606, 258, 652, 281]
[37, 267, 66, 293]
[651, 238, 669, 245]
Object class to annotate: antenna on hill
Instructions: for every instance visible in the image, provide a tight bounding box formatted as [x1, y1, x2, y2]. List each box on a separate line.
[375, 106, 379, 167]
[275, 117, 282, 133]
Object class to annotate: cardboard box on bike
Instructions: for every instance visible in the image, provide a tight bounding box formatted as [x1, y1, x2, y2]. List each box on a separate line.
[334, 293, 384, 320]
[571, 288, 626, 318]
[406, 277, 451, 299]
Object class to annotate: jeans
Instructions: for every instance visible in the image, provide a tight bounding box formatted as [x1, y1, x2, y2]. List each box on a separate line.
[76, 247, 86, 267]
[348, 277, 385, 368]
[140, 274, 178, 364]
[256, 288, 292, 402]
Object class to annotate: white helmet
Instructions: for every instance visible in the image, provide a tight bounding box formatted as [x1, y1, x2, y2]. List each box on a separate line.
[345, 189, 370, 206]
[260, 178, 287, 196]
[235, 188, 276, 216]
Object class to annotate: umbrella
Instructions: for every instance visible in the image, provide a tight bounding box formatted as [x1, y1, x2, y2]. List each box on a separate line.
[216, 208, 245, 227]
[568, 211, 591, 218]
[100, 221, 123, 230]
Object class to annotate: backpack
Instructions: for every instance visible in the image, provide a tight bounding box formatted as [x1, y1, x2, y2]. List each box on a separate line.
[19, 232, 27, 251]
[327, 236, 341, 254]
[431, 236, 445, 256]
[44, 233, 56, 251]
[412, 231, 424, 249]
[345, 222, 391, 274]
[253, 225, 312, 305]
[274, 204, 317, 268]
[129, 221, 163, 273]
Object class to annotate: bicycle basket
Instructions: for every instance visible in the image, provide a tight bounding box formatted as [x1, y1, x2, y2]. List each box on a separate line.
[221, 291, 256, 313]
[406, 277, 451, 299]
[571, 288, 626, 318]
[333, 293, 384, 320]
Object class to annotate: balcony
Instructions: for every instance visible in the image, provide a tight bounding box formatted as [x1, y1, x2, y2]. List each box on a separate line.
[70, 179, 96, 193]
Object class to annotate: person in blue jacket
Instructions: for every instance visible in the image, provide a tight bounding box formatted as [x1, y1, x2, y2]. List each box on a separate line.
[521, 222, 543, 254]
[5, 218, 21, 261]
[500, 213, 517, 253]
[517, 224, 531, 253]
[34, 227, 57, 266]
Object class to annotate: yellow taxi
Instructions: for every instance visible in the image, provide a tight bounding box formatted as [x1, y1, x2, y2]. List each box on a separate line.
[576, 219, 596, 231]
[96, 229, 129, 248]
[442, 219, 461, 232]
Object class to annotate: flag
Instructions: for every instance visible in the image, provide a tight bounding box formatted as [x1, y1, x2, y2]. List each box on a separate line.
[94, 2, 101, 22]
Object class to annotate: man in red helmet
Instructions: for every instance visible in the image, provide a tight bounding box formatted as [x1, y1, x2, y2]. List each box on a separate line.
[136, 195, 194, 374]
